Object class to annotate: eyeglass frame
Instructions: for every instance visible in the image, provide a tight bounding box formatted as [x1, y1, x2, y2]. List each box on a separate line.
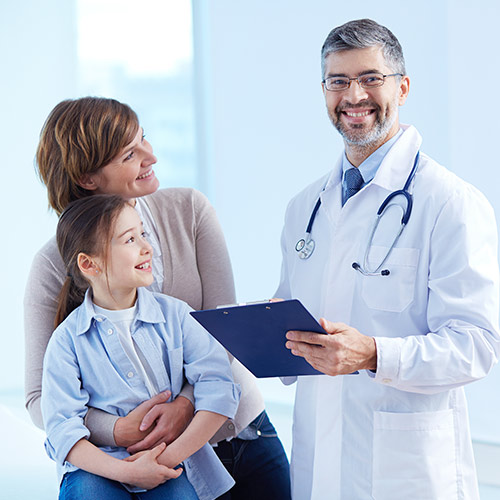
[322, 72, 403, 92]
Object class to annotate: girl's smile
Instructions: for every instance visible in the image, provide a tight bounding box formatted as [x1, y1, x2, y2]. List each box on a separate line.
[88, 204, 154, 310]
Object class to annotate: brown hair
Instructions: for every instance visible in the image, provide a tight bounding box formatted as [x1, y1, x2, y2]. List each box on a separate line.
[55, 194, 129, 327]
[36, 97, 139, 215]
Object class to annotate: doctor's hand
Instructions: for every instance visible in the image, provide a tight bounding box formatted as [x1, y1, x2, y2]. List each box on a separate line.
[285, 319, 377, 376]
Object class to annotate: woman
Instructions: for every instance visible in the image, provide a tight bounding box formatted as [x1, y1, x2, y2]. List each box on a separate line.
[24, 97, 291, 499]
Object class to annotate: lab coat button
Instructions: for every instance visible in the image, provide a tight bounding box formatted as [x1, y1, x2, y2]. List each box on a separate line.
[382, 378, 392, 384]
[127, 371, 134, 378]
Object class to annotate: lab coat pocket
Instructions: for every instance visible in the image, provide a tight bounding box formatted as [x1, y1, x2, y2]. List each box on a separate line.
[372, 409, 458, 500]
[361, 246, 419, 312]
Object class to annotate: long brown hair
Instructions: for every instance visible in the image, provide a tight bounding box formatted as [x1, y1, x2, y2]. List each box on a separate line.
[55, 194, 129, 327]
[36, 97, 139, 215]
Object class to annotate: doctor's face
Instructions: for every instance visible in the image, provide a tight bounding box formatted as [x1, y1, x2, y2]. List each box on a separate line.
[322, 46, 409, 149]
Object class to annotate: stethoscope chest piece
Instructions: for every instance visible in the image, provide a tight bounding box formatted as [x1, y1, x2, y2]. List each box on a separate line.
[295, 237, 315, 259]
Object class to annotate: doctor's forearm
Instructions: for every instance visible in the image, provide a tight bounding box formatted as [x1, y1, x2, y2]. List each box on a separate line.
[373, 326, 499, 393]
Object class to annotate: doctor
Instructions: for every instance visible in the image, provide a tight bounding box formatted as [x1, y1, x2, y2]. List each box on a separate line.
[279, 19, 500, 499]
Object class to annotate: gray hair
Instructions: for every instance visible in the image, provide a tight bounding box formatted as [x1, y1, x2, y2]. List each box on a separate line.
[321, 19, 406, 79]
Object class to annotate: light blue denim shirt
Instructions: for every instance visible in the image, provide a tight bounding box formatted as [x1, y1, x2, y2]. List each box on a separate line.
[41, 287, 240, 500]
[341, 128, 403, 205]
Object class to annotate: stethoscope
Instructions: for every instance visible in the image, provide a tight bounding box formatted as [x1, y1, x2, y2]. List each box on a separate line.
[295, 151, 420, 277]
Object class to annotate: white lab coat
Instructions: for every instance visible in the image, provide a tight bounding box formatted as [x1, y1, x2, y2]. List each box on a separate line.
[276, 125, 500, 500]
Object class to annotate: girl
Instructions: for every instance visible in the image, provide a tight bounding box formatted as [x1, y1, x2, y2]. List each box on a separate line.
[41, 194, 240, 500]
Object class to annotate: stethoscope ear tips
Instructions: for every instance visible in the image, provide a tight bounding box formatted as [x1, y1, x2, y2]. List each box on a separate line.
[352, 262, 391, 277]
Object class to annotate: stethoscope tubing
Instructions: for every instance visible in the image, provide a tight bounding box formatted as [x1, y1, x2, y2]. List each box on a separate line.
[295, 151, 420, 272]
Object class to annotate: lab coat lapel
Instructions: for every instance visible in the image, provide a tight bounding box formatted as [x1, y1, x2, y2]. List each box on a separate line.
[371, 124, 422, 192]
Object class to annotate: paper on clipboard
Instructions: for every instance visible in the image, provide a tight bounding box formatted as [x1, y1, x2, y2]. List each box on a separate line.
[190, 299, 326, 378]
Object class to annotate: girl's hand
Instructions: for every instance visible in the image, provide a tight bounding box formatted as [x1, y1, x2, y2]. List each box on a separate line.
[125, 442, 182, 490]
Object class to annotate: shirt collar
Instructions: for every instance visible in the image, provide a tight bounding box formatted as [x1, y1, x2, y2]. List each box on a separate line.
[74, 287, 166, 336]
[324, 124, 422, 192]
[341, 128, 403, 184]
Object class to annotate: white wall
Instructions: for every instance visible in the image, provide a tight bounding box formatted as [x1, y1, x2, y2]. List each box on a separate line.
[447, 0, 500, 444]
[193, 0, 451, 301]
[0, 0, 76, 391]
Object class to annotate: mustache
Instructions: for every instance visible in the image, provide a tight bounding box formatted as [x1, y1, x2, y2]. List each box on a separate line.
[335, 100, 381, 114]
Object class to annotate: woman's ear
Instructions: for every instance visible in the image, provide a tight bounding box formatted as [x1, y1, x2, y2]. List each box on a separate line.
[77, 253, 101, 277]
[78, 173, 99, 191]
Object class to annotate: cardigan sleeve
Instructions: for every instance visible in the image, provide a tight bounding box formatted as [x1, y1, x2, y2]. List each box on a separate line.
[24, 237, 65, 429]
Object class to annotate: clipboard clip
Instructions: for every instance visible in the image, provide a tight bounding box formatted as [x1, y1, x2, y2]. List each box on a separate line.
[217, 300, 271, 309]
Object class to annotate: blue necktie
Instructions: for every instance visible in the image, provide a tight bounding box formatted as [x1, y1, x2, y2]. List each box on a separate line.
[344, 167, 364, 203]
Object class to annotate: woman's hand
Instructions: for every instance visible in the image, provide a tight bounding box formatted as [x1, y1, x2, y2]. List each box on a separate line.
[124, 442, 182, 490]
[126, 396, 195, 454]
[114, 391, 171, 448]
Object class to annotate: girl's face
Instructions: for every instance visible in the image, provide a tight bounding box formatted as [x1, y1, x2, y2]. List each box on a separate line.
[91, 205, 154, 309]
[84, 127, 160, 200]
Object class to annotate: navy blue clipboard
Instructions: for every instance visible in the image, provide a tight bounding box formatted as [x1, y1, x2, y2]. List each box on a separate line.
[190, 299, 326, 378]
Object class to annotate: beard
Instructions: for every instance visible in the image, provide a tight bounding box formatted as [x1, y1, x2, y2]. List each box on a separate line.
[329, 98, 398, 147]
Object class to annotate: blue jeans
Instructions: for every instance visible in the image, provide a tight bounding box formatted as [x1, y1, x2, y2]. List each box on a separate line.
[214, 411, 291, 500]
[59, 468, 198, 500]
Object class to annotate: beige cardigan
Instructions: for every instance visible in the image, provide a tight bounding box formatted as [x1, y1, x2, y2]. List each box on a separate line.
[24, 188, 264, 445]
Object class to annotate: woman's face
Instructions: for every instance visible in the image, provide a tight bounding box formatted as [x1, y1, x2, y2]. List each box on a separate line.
[84, 127, 160, 200]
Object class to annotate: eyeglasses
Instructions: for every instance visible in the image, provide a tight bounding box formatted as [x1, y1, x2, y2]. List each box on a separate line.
[323, 72, 403, 92]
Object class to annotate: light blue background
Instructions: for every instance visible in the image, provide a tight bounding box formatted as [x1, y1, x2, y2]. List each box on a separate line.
[2, 0, 500, 497]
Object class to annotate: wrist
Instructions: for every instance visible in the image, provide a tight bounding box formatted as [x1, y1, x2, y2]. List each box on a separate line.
[114, 417, 137, 448]
[120, 460, 146, 486]
[158, 447, 180, 469]
[176, 395, 195, 414]
[365, 337, 377, 371]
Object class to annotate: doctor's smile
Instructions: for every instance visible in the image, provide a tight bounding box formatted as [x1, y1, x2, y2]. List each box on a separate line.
[337, 102, 379, 126]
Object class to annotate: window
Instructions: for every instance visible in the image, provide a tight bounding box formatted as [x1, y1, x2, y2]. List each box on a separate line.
[77, 0, 197, 188]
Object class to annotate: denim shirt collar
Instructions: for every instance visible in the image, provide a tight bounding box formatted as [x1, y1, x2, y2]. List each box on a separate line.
[74, 287, 166, 336]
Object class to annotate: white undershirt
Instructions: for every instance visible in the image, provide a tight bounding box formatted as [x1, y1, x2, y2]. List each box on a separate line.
[93, 303, 159, 397]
